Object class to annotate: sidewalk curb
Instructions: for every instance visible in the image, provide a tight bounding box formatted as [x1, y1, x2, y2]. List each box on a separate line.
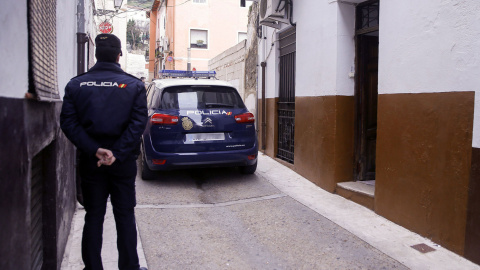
[257, 153, 479, 270]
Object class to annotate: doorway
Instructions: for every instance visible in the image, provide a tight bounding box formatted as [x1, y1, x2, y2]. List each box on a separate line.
[354, 0, 379, 181]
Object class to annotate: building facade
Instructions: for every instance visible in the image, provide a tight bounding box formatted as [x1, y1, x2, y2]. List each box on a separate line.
[0, 0, 95, 269]
[257, 0, 479, 264]
[94, 0, 129, 69]
[147, 0, 250, 80]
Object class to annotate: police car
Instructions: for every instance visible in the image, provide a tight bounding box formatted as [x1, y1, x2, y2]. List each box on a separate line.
[140, 70, 258, 180]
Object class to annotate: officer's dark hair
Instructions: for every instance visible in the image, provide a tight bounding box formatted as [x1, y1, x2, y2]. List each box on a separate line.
[95, 47, 122, 62]
[95, 33, 122, 63]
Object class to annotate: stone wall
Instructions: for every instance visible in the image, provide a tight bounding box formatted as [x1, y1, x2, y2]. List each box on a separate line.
[209, 41, 247, 98]
[243, 2, 259, 123]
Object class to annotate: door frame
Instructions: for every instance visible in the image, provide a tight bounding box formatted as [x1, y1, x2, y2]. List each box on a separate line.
[353, 0, 380, 181]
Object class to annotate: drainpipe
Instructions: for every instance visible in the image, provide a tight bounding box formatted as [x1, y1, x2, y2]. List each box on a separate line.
[261, 61, 266, 150]
[187, 47, 191, 71]
[77, 33, 88, 75]
[77, 0, 88, 75]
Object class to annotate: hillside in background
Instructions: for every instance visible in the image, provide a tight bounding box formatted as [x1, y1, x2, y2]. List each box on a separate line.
[128, 0, 153, 9]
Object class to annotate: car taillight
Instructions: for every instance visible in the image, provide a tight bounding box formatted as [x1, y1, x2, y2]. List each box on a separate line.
[151, 113, 179, 125]
[235, 112, 255, 123]
[152, 159, 166, 165]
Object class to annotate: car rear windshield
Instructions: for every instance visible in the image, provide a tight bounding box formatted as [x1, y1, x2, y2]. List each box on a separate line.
[158, 86, 246, 110]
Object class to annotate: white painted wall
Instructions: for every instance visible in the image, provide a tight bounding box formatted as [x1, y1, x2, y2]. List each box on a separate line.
[113, 6, 128, 69]
[259, 0, 480, 148]
[0, 2, 29, 99]
[260, 0, 356, 98]
[259, 26, 280, 99]
[335, 3, 356, 97]
[57, 0, 78, 98]
[86, 0, 98, 37]
[295, 0, 337, 97]
[379, 0, 480, 147]
[94, 0, 128, 68]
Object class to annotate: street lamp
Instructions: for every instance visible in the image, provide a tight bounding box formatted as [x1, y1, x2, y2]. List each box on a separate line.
[114, 0, 124, 11]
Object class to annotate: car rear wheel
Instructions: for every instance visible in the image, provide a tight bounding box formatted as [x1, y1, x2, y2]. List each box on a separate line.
[141, 150, 156, 180]
[240, 161, 257, 174]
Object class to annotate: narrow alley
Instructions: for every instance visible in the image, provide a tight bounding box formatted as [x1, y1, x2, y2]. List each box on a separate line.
[61, 154, 478, 270]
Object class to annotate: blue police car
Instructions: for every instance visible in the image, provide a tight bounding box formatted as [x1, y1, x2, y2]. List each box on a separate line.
[140, 70, 258, 180]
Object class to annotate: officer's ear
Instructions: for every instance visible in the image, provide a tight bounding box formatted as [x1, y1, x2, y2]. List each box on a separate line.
[116, 53, 121, 63]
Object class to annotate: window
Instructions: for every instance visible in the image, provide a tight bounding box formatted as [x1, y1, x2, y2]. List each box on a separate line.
[241, 0, 246, 7]
[193, 0, 206, 3]
[356, 1, 379, 31]
[158, 86, 245, 110]
[190, 29, 208, 49]
[238, 32, 247, 43]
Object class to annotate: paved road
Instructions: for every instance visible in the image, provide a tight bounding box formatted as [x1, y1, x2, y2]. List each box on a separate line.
[134, 165, 406, 270]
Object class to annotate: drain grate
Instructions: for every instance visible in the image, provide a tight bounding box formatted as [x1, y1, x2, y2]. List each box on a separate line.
[411, 243, 436, 253]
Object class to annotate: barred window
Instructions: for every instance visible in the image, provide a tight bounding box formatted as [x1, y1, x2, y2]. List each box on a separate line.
[28, 0, 60, 101]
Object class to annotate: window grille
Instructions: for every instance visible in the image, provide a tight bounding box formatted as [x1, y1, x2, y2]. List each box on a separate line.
[28, 0, 59, 101]
[277, 27, 296, 164]
[30, 151, 45, 270]
[356, 0, 379, 32]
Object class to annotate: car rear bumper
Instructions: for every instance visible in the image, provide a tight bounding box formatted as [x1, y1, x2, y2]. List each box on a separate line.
[144, 141, 258, 171]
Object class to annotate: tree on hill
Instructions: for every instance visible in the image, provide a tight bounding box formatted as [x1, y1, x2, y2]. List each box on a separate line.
[127, 19, 142, 50]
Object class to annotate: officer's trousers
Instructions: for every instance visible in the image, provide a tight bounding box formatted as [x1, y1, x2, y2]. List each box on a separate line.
[79, 156, 140, 270]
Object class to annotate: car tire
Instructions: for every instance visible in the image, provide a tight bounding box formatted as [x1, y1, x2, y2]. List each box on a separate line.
[240, 160, 257, 174]
[141, 151, 156, 180]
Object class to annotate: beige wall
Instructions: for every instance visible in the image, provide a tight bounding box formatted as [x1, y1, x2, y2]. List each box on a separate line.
[171, 0, 249, 71]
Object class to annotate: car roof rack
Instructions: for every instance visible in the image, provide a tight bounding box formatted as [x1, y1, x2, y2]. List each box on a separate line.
[159, 70, 217, 80]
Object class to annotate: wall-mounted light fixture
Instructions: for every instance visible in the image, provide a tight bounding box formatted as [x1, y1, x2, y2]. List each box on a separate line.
[114, 0, 124, 11]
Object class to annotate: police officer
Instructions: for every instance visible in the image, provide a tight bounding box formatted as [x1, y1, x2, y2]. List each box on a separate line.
[60, 33, 148, 270]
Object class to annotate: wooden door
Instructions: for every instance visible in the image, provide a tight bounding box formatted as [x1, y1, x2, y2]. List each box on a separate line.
[354, 34, 379, 181]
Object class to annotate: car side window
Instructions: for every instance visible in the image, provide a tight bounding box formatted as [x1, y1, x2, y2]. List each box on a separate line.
[146, 85, 156, 108]
[149, 87, 161, 109]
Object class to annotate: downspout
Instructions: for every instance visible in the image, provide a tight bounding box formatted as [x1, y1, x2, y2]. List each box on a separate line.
[77, 0, 88, 75]
[261, 61, 266, 150]
[261, 25, 268, 151]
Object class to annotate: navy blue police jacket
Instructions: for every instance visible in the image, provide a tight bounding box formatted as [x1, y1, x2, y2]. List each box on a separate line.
[60, 62, 148, 163]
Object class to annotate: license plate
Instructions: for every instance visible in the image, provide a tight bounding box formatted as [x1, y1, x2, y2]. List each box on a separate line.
[186, 133, 225, 142]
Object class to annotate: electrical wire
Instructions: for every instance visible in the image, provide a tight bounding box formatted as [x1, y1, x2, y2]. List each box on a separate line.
[167, 0, 192, 7]
[265, 28, 277, 61]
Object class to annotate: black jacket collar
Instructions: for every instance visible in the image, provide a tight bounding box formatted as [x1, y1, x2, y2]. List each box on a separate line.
[89, 62, 123, 73]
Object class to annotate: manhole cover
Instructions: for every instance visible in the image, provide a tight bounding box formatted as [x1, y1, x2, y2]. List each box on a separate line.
[411, 243, 436, 253]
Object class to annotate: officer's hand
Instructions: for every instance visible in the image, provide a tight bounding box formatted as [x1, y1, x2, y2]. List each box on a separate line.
[96, 148, 116, 167]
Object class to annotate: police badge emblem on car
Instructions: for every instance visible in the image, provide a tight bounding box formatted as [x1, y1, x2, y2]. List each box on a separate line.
[182, 117, 193, 130]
